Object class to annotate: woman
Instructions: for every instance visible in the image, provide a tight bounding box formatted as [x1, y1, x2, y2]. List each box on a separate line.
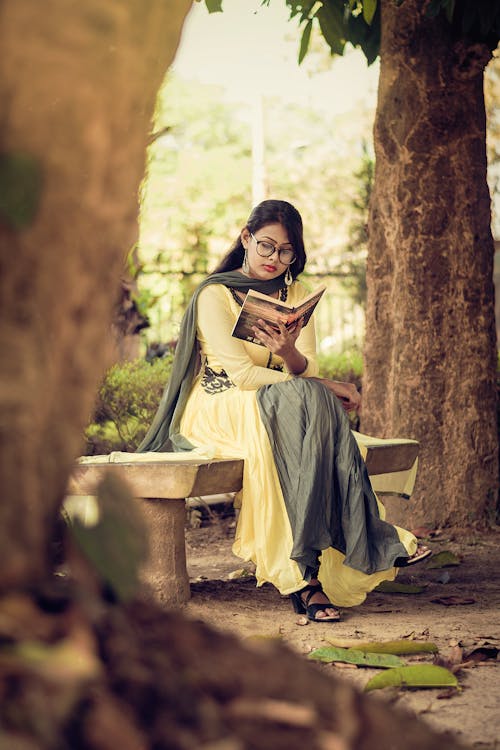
[138, 199, 430, 622]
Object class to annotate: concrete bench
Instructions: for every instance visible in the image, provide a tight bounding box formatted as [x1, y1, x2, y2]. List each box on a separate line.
[67, 438, 418, 607]
[67, 456, 244, 606]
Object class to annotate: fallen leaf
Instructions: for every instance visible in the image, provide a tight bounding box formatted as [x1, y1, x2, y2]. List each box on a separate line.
[437, 687, 459, 699]
[435, 571, 451, 584]
[227, 568, 255, 580]
[325, 638, 438, 655]
[244, 634, 282, 647]
[332, 662, 358, 670]
[374, 581, 427, 594]
[411, 526, 434, 538]
[465, 644, 499, 662]
[227, 698, 317, 727]
[426, 551, 461, 569]
[434, 645, 464, 672]
[317, 731, 349, 750]
[364, 664, 459, 692]
[309, 646, 404, 668]
[430, 596, 476, 606]
[4, 627, 101, 684]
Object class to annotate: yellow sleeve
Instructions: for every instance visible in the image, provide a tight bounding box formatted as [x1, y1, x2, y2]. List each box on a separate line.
[197, 284, 318, 390]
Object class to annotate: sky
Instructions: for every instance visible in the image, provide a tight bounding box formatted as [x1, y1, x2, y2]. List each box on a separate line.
[172, 0, 379, 116]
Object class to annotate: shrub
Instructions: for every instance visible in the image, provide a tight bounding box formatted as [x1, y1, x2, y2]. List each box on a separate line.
[317, 348, 363, 389]
[84, 355, 174, 455]
[84, 347, 365, 455]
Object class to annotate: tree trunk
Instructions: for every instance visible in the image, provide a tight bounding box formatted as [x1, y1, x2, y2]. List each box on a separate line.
[0, 0, 192, 592]
[363, 0, 498, 527]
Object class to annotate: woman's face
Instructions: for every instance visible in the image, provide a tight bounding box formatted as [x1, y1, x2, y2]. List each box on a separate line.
[241, 222, 295, 281]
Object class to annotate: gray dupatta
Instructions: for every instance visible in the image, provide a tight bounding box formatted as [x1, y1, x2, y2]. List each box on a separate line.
[137, 271, 284, 453]
[138, 271, 409, 578]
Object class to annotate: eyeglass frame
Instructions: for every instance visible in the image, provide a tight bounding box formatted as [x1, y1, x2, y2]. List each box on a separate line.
[249, 232, 296, 265]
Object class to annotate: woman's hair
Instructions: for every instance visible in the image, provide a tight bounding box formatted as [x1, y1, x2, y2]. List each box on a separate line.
[212, 199, 307, 280]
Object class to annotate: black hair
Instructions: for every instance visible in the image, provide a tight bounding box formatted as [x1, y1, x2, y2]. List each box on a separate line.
[211, 199, 307, 280]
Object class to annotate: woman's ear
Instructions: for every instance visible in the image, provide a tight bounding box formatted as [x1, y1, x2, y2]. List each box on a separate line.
[241, 228, 250, 247]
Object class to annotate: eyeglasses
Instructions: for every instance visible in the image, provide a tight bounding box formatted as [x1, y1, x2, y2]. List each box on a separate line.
[250, 232, 296, 265]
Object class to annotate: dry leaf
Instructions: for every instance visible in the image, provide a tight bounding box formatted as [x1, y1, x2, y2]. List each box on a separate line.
[318, 732, 348, 750]
[430, 596, 475, 606]
[465, 644, 499, 662]
[227, 698, 317, 727]
[437, 688, 459, 699]
[411, 526, 433, 538]
[434, 645, 464, 673]
[426, 551, 461, 569]
[436, 571, 451, 584]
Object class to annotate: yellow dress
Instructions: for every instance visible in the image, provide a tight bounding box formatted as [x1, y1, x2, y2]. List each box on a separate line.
[179, 281, 417, 607]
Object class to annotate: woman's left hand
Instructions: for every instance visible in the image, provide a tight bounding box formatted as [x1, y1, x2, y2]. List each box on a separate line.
[251, 319, 303, 358]
[316, 379, 362, 413]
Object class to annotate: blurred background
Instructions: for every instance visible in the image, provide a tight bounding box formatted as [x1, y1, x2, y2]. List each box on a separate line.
[89, 0, 500, 455]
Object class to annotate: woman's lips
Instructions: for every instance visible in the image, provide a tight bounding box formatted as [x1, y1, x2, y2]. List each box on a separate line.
[263, 264, 277, 272]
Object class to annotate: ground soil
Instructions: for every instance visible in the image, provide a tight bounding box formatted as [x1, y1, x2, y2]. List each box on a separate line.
[184, 505, 500, 750]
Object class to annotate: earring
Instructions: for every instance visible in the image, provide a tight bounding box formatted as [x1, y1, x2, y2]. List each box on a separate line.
[242, 247, 250, 274]
[284, 266, 293, 286]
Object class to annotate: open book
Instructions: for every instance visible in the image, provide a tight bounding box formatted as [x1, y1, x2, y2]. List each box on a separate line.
[231, 285, 326, 346]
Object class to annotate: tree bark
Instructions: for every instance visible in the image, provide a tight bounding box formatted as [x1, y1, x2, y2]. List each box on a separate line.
[363, 0, 498, 527]
[0, 0, 192, 592]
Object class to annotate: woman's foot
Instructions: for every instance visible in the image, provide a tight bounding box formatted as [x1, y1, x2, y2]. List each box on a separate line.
[394, 544, 432, 567]
[290, 579, 341, 622]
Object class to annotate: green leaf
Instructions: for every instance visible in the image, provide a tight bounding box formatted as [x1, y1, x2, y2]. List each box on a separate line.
[426, 550, 460, 568]
[0, 152, 43, 230]
[286, 0, 317, 22]
[425, 0, 445, 19]
[346, 8, 380, 64]
[309, 646, 405, 668]
[362, 0, 377, 25]
[374, 581, 427, 594]
[326, 638, 438, 655]
[316, 3, 347, 56]
[68, 474, 149, 601]
[364, 664, 458, 692]
[298, 18, 313, 64]
[204, 0, 223, 12]
[444, 0, 455, 23]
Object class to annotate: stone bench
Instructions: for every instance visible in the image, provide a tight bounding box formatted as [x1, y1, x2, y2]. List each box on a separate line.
[67, 438, 418, 607]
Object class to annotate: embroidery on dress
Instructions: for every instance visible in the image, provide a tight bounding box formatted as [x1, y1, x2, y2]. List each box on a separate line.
[201, 365, 236, 394]
[266, 350, 284, 372]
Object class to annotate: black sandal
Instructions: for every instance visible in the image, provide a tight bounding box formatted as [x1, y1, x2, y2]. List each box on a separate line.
[394, 544, 432, 567]
[290, 583, 341, 622]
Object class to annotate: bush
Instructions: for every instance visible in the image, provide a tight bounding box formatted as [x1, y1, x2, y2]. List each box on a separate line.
[317, 348, 363, 389]
[84, 356, 174, 455]
[84, 348, 364, 456]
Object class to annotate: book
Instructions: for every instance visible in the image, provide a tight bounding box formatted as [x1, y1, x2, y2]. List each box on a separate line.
[231, 285, 326, 346]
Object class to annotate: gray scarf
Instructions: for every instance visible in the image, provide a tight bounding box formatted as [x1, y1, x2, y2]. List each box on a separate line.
[137, 270, 285, 453]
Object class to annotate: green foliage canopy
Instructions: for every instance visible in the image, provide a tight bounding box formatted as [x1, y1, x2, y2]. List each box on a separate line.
[201, 1, 500, 65]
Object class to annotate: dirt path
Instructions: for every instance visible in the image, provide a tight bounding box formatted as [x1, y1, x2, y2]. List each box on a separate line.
[184, 510, 500, 750]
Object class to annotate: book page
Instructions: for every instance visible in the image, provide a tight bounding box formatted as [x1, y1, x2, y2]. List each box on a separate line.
[231, 285, 325, 346]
